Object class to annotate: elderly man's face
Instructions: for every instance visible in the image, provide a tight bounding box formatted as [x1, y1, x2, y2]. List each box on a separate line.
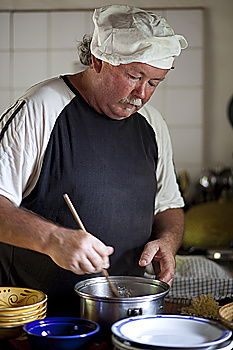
[93, 61, 169, 120]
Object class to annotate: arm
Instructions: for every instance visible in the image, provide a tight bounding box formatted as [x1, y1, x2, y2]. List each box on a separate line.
[140, 105, 184, 284]
[0, 195, 114, 274]
[0, 91, 113, 275]
[139, 207, 184, 285]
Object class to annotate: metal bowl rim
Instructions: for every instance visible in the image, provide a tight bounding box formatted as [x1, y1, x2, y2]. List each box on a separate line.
[74, 276, 169, 301]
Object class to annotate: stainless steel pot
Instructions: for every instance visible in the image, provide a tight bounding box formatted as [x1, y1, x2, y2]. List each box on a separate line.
[74, 276, 169, 332]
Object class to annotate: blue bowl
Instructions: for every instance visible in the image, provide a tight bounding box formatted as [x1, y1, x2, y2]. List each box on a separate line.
[23, 317, 100, 350]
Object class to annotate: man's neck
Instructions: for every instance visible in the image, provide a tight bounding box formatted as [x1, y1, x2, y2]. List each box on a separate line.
[68, 69, 100, 113]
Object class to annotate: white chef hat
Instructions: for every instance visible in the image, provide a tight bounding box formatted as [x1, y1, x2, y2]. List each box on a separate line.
[90, 5, 188, 69]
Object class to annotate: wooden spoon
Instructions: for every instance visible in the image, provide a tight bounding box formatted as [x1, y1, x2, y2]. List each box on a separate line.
[63, 193, 121, 297]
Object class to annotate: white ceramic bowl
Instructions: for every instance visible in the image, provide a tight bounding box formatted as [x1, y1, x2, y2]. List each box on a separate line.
[111, 315, 232, 349]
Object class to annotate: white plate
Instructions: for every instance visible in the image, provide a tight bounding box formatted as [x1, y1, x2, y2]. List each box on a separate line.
[214, 339, 233, 350]
[112, 335, 233, 350]
[111, 315, 232, 349]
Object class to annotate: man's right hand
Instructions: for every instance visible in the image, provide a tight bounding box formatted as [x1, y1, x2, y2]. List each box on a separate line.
[0, 195, 114, 275]
[46, 227, 114, 274]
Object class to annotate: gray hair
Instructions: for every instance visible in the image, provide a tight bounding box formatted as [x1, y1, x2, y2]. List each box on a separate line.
[77, 34, 92, 66]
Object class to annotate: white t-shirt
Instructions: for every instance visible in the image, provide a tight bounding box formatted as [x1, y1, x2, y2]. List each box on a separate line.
[0, 76, 184, 212]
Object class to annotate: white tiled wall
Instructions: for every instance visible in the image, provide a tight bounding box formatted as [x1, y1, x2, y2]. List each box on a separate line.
[13, 51, 48, 88]
[13, 13, 48, 49]
[149, 9, 204, 181]
[0, 13, 10, 49]
[0, 9, 204, 181]
[49, 11, 93, 49]
[0, 52, 10, 87]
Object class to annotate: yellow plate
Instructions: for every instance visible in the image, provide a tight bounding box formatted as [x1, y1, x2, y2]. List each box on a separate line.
[0, 287, 47, 313]
[0, 310, 46, 327]
[0, 304, 47, 321]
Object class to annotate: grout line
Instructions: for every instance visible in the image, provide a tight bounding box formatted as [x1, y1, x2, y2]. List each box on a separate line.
[46, 12, 50, 77]
[9, 11, 14, 102]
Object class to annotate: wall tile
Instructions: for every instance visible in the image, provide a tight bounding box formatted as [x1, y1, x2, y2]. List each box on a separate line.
[48, 49, 78, 77]
[166, 9, 203, 47]
[165, 88, 203, 126]
[13, 12, 48, 49]
[12, 88, 28, 102]
[149, 87, 166, 117]
[0, 52, 10, 87]
[167, 49, 203, 87]
[13, 51, 47, 88]
[0, 90, 11, 115]
[169, 127, 203, 164]
[50, 11, 93, 49]
[150, 9, 165, 18]
[0, 13, 10, 50]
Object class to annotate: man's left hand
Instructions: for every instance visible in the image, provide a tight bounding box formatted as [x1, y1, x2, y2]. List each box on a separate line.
[139, 238, 176, 285]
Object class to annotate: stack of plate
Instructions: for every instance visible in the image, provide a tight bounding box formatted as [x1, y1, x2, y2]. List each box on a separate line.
[0, 286, 47, 340]
[111, 315, 233, 350]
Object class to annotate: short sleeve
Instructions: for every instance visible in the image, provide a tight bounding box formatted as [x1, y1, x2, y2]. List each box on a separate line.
[0, 77, 76, 207]
[0, 100, 40, 206]
[140, 104, 184, 214]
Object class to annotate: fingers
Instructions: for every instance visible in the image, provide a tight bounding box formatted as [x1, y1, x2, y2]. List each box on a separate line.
[106, 246, 115, 255]
[93, 240, 114, 259]
[139, 241, 159, 267]
[69, 256, 97, 274]
[48, 228, 114, 275]
[155, 257, 175, 286]
[86, 246, 112, 272]
[75, 240, 113, 274]
[139, 240, 176, 285]
[91, 240, 114, 270]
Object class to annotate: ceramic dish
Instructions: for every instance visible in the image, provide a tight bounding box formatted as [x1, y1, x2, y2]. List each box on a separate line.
[0, 304, 47, 320]
[112, 334, 233, 350]
[23, 317, 100, 350]
[111, 315, 232, 349]
[214, 339, 233, 350]
[0, 287, 47, 313]
[0, 310, 46, 327]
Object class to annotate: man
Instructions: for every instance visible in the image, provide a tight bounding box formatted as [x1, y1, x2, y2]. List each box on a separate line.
[0, 5, 187, 314]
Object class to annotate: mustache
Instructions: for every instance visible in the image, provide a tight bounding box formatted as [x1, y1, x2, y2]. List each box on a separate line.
[119, 97, 142, 107]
